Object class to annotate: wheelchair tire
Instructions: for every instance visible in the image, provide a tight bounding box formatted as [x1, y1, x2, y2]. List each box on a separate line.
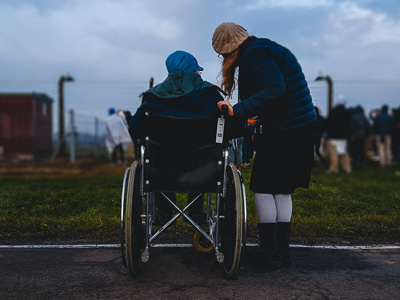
[120, 167, 131, 268]
[125, 160, 144, 276]
[192, 229, 214, 254]
[220, 163, 244, 277]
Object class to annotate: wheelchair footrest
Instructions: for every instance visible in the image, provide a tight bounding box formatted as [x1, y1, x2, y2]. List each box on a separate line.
[215, 252, 224, 263]
[142, 250, 149, 263]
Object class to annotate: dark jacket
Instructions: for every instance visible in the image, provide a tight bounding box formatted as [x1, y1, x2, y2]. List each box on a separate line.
[129, 71, 225, 143]
[326, 104, 352, 139]
[231, 37, 315, 194]
[350, 108, 370, 141]
[233, 36, 316, 132]
[373, 112, 394, 136]
[313, 115, 325, 139]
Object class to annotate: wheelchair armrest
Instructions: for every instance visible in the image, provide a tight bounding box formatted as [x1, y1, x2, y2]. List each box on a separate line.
[134, 139, 144, 159]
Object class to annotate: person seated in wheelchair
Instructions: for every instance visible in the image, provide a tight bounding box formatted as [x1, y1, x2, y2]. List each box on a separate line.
[129, 50, 228, 225]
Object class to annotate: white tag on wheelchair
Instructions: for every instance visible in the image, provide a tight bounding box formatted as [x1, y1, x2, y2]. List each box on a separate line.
[216, 118, 225, 143]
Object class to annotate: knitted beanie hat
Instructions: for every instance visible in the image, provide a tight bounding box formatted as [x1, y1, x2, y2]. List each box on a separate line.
[212, 22, 249, 54]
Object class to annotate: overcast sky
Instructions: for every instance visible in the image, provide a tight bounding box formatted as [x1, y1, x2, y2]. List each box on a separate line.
[1, 0, 400, 126]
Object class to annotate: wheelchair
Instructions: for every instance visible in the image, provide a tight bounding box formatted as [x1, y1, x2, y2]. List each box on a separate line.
[120, 112, 247, 277]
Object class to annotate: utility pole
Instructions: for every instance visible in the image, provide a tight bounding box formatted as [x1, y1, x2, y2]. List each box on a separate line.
[58, 74, 74, 156]
[315, 72, 333, 114]
[149, 76, 154, 88]
[69, 109, 76, 163]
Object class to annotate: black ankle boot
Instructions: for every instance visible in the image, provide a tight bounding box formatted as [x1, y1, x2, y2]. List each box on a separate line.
[259, 223, 276, 258]
[246, 223, 276, 265]
[267, 222, 291, 267]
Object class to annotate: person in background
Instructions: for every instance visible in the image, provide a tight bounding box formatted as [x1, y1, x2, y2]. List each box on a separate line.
[129, 50, 226, 225]
[373, 104, 395, 167]
[124, 110, 132, 125]
[105, 107, 132, 165]
[312, 106, 325, 168]
[116, 109, 134, 159]
[212, 22, 316, 267]
[392, 105, 400, 165]
[325, 103, 352, 173]
[117, 109, 129, 127]
[228, 137, 244, 170]
[349, 105, 370, 169]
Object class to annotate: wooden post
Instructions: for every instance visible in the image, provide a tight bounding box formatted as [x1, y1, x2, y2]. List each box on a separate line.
[58, 74, 74, 155]
[58, 77, 65, 155]
[149, 77, 154, 88]
[325, 75, 333, 113]
[69, 109, 76, 163]
[315, 73, 334, 114]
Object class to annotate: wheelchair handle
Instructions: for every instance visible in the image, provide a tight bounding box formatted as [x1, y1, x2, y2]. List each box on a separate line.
[221, 104, 229, 115]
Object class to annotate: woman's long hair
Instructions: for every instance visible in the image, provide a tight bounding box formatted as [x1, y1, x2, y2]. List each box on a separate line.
[220, 37, 252, 99]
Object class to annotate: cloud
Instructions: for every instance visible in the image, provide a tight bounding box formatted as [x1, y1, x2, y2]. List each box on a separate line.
[77, 1, 182, 40]
[291, 1, 400, 80]
[334, 1, 400, 44]
[0, 1, 183, 79]
[1, 1, 399, 98]
[321, 1, 400, 45]
[243, 0, 333, 10]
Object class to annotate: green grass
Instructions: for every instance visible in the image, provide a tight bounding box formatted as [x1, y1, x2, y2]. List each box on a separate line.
[291, 163, 400, 243]
[0, 176, 122, 241]
[0, 161, 399, 244]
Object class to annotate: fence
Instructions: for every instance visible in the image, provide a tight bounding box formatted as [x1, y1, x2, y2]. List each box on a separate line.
[52, 110, 108, 162]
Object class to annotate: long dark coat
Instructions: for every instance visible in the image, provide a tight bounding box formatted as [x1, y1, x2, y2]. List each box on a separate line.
[233, 36, 316, 194]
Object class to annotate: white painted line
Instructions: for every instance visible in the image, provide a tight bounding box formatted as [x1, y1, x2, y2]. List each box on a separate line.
[0, 244, 193, 249]
[0, 244, 120, 249]
[0, 243, 399, 250]
[291, 244, 400, 250]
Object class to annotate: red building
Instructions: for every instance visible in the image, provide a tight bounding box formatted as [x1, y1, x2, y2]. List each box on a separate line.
[0, 93, 54, 160]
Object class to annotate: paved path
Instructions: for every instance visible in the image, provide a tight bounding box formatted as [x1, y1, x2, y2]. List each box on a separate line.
[1, 245, 399, 299]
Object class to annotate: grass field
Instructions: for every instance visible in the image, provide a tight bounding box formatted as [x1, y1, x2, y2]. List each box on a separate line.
[0, 159, 399, 244]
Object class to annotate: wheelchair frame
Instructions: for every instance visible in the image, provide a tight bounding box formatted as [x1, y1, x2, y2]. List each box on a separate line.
[120, 116, 247, 277]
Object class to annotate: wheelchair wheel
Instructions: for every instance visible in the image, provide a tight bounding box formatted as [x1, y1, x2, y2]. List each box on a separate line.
[120, 167, 131, 268]
[192, 229, 214, 254]
[220, 163, 244, 277]
[125, 160, 144, 276]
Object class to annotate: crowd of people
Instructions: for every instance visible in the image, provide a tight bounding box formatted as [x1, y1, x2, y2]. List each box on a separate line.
[313, 103, 400, 173]
[223, 101, 400, 174]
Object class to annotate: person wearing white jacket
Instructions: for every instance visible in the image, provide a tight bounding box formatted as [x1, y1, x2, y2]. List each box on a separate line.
[105, 107, 132, 164]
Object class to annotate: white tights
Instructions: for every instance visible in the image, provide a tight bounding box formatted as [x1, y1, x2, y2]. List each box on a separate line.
[254, 193, 292, 223]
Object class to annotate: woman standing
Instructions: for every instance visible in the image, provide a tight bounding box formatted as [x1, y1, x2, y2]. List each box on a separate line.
[212, 22, 316, 267]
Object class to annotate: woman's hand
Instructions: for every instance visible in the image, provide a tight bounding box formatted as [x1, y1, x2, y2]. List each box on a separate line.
[217, 100, 234, 116]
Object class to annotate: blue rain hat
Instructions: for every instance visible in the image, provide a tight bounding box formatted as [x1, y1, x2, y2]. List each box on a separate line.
[108, 107, 116, 115]
[165, 50, 204, 73]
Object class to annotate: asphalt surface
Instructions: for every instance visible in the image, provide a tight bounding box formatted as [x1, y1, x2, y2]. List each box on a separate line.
[1, 244, 400, 299]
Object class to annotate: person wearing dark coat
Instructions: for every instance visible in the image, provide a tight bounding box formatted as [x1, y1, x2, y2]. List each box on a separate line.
[129, 53, 224, 143]
[325, 103, 352, 173]
[129, 50, 225, 225]
[393, 106, 400, 164]
[349, 105, 371, 169]
[212, 22, 316, 267]
[313, 106, 326, 167]
[373, 105, 395, 167]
